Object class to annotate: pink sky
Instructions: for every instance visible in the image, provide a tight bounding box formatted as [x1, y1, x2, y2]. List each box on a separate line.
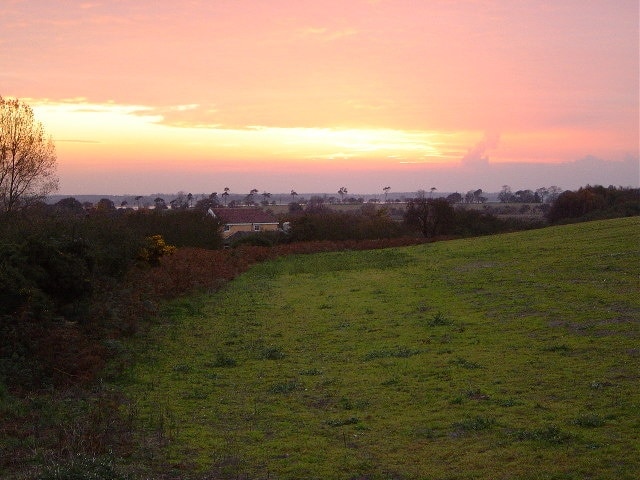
[1, 0, 638, 195]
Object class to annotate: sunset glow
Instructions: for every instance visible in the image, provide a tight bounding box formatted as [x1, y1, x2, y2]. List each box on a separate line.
[2, 0, 637, 194]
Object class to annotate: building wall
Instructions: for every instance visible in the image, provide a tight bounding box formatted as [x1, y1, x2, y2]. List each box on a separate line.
[222, 223, 279, 238]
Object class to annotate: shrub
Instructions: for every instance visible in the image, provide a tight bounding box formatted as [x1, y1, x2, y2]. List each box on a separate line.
[547, 185, 640, 224]
[137, 234, 176, 266]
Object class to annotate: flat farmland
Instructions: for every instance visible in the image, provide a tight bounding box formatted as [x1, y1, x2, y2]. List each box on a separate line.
[121, 217, 639, 479]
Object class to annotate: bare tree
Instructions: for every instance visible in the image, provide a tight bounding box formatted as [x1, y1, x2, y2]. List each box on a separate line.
[383, 186, 391, 202]
[0, 97, 58, 212]
[338, 186, 348, 203]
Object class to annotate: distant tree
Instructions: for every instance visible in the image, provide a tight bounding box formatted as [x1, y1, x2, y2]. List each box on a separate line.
[307, 196, 327, 212]
[195, 196, 219, 211]
[464, 191, 475, 204]
[536, 187, 548, 203]
[404, 196, 455, 238]
[547, 186, 563, 203]
[187, 192, 193, 207]
[383, 186, 391, 202]
[154, 197, 167, 210]
[514, 189, 536, 203]
[498, 185, 514, 203]
[338, 186, 348, 203]
[288, 201, 303, 214]
[290, 189, 298, 202]
[55, 196, 85, 215]
[245, 188, 258, 206]
[430, 187, 437, 198]
[171, 191, 190, 209]
[120, 200, 129, 208]
[546, 185, 639, 223]
[446, 192, 463, 204]
[222, 187, 230, 206]
[135, 195, 143, 209]
[261, 191, 271, 205]
[0, 96, 59, 212]
[474, 189, 486, 203]
[95, 198, 116, 213]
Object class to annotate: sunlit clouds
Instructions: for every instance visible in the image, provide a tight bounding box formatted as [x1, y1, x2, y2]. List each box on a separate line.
[1, 0, 637, 194]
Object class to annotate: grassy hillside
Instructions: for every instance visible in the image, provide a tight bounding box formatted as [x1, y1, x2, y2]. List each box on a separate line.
[122, 217, 639, 479]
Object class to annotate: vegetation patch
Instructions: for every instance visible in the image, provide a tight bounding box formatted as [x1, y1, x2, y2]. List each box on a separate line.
[363, 346, 423, 361]
[116, 218, 639, 479]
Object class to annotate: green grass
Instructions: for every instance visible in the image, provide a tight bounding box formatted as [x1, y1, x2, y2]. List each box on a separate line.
[121, 217, 640, 479]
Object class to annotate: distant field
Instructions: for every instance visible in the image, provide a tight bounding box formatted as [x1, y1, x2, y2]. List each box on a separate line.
[122, 217, 639, 479]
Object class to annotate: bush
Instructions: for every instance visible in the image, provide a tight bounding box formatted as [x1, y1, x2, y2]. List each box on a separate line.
[547, 185, 640, 224]
[137, 234, 176, 266]
[289, 208, 405, 242]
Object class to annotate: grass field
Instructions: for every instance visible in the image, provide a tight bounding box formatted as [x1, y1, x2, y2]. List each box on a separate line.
[121, 217, 639, 479]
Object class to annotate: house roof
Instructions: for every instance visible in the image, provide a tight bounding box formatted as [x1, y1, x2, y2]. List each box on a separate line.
[212, 207, 278, 225]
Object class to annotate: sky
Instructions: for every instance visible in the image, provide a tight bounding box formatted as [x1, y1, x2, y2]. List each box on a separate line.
[1, 0, 638, 196]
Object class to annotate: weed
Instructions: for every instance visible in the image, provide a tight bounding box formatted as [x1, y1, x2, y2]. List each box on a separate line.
[339, 397, 370, 410]
[381, 377, 399, 386]
[269, 379, 300, 394]
[572, 414, 606, 428]
[465, 388, 490, 400]
[590, 380, 614, 389]
[260, 346, 286, 360]
[495, 397, 522, 407]
[299, 368, 323, 376]
[413, 425, 440, 439]
[172, 364, 192, 373]
[427, 311, 453, 326]
[326, 417, 359, 427]
[512, 425, 574, 445]
[209, 353, 238, 368]
[449, 357, 482, 369]
[543, 344, 571, 353]
[364, 346, 421, 360]
[452, 416, 495, 432]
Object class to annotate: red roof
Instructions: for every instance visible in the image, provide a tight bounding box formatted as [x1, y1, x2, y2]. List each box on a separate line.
[212, 208, 278, 224]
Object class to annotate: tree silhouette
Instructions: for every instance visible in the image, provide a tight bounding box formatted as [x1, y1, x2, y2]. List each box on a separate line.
[383, 186, 391, 202]
[0, 96, 58, 212]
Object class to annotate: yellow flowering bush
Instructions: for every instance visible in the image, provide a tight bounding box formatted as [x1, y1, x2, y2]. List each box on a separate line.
[138, 234, 176, 266]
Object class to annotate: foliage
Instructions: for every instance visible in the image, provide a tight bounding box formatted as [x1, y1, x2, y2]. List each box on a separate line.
[288, 207, 405, 242]
[547, 185, 639, 224]
[120, 209, 223, 250]
[403, 196, 455, 237]
[0, 206, 224, 392]
[137, 234, 176, 266]
[0, 97, 58, 212]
